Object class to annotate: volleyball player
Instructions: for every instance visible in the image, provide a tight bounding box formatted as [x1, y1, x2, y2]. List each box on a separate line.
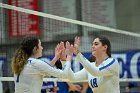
[11, 37, 72, 93]
[67, 36, 120, 93]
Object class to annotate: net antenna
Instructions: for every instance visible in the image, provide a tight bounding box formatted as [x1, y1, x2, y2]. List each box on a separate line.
[0, 3, 140, 37]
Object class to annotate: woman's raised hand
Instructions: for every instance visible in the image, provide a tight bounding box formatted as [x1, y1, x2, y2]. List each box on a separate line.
[54, 43, 61, 60]
[73, 36, 80, 55]
[65, 41, 73, 62]
[59, 41, 66, 61]
[55, 42, 64, 60]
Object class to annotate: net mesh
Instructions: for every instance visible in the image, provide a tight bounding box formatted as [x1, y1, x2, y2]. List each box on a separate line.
[0, 2, 140, 52]
[0, 1, 140, 93]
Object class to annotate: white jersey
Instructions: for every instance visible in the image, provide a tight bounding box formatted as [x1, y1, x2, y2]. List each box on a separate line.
[14, 58, 70, 93]
[68, 53, 120, 93]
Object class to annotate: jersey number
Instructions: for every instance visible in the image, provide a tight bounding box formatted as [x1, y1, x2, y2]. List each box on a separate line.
[90, 78, 98, 88]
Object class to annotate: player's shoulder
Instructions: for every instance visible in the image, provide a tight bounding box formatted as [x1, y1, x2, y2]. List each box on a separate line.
[106, 57, 114, 61]
[105, 57, 119, 66]
[27, 58, 43, 64]
[106, 57, 118, 62]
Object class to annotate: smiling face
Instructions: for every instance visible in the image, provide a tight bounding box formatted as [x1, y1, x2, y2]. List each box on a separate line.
[32, 39, 43, 58]
[92, 38, 107, 58]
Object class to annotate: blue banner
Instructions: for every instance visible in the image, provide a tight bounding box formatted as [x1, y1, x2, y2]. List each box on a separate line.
[0, 58, 7, 76]
[1, 50, 139, 78]
[112, 50, 140, 78]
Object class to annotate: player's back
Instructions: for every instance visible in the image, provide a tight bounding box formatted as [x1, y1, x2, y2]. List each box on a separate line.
[14, 58, 44, 93]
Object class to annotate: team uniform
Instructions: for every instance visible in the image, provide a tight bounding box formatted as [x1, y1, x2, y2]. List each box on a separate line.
[68, 53, 120, 93]
[14, 58, 70, 93]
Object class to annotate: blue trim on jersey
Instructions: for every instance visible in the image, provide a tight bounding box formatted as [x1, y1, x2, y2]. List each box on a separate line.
[28, 59, 54, 67]
[16, 74, 20, 83]
[41, 60, 54, 67]
[99, 58, 115, 71]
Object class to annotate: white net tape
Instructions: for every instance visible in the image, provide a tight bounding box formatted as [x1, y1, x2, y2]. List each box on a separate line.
[0, 77, 140, 82]
[0, 3, 140, 37]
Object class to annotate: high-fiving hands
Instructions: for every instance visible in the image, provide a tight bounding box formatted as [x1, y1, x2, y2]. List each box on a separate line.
[54, 41, 73, 63]
[73, 36, 80, 55]
[50, 43, 65, 66]
[54, 43, 63, 60]
[65, 41, 73, 62]
[54, 36, 80, 62]
[59, 41, 66, 61]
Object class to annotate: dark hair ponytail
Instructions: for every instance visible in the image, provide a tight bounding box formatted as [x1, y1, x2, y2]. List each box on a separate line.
[11, 48, 28, 75]
[11, 37, 39, 75]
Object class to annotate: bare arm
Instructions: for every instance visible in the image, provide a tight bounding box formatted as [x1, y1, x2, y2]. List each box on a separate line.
[49, 42, 64, 65]
[67, 82, 81, 92]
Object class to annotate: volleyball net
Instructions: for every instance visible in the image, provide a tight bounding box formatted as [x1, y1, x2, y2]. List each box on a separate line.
[0, 2, 140, 52]
[0, 2, 140, 93]
[0, 77, 140, 92]
[0, 77, 140, 82]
